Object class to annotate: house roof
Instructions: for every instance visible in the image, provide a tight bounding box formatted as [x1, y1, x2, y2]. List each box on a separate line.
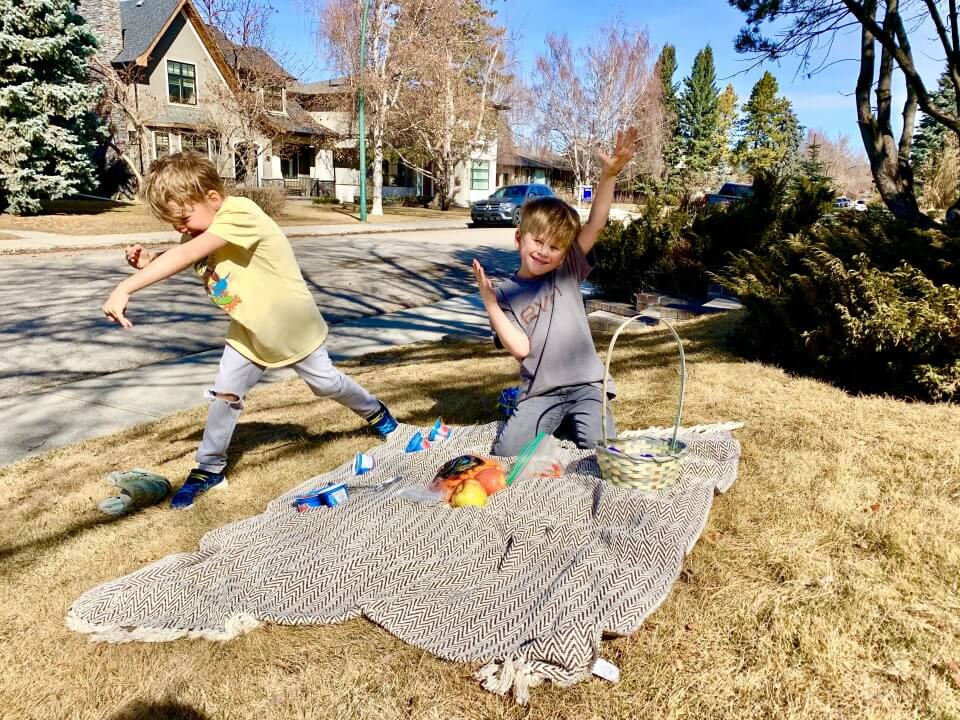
[499, 150, 572, 172]
[115, 0, 182, 64]
[113, 0, 331, 138]
[207, 26, 293, 82]
[289, 78, 352, 95]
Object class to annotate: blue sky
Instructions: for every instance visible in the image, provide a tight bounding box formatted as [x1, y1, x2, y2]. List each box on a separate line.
[272, 0, 948, 142]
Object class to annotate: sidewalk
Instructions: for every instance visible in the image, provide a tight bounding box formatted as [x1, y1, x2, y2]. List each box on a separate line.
[0, 217, 471, 253]
[0, 293, 491, 466]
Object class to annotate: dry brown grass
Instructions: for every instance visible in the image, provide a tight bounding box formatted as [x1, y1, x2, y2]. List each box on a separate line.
[1, 314, 958, 719]
[0, 199, 469, 236]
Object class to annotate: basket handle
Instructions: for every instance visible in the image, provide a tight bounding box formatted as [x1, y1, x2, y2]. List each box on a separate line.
[601, 315, 687, 452]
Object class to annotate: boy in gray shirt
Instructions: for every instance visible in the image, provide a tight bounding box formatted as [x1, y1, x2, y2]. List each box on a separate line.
[473, 128, 637, 455]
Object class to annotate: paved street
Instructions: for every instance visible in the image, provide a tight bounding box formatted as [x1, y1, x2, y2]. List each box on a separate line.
[0, 227, 518, 399]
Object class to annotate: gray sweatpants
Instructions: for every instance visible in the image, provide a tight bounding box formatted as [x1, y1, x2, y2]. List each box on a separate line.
[195, 343, 381, 473]
[492, 383, 616, 456]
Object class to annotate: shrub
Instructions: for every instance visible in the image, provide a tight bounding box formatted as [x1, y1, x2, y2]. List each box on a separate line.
[229, 185, 286, 217]
[591, 196, 701, 300]
[312, 195, 340, 205]
[714, 203, 960, 402]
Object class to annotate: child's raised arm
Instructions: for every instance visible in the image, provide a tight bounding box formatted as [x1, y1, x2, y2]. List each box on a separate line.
[103, 232, 227, 328]
[577, 126, 639, 255]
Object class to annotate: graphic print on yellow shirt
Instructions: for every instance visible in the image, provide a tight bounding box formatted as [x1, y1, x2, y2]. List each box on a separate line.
[200, 267, 242, 313]
[187, 196, 328, 367]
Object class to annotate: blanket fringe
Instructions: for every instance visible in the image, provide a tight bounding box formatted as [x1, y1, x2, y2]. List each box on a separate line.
[65, 611, 260, 644]
[475, 656, 546, 705]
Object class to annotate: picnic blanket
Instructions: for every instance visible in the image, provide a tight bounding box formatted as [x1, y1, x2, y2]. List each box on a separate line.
[67, 421, 741, 703]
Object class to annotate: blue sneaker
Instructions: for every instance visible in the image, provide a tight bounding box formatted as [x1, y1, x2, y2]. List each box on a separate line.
[170, 468, 227, 509]
[365, 402, 398, 437]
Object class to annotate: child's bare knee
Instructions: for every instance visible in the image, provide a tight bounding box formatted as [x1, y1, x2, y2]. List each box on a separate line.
[204, 388, 244, 409]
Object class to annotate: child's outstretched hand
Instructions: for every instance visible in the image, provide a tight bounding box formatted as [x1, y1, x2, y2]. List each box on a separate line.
[599, 126, 639, 179]
[472, 259, 496, 307]
[102, 286, 133, 328]
[124, 244, 156, 269]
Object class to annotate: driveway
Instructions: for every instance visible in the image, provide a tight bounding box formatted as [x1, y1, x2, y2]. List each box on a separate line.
[0, 227, 518, 399]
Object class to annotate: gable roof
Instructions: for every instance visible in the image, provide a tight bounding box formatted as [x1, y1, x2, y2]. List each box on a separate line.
[114, 0, 237, 92]
[115, 0, 182, 63]
[207, 26, 292, 82]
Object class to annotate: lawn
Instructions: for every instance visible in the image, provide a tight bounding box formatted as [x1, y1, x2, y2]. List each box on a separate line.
[1, 314, 958, 719]
[0, 198, 470, 236]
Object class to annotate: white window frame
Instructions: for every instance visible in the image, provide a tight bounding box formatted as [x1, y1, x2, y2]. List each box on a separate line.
[470, 160, 490, 191]
[165, 58, 198, 106]
[261, 86, 287, 115]
[152, 129, 171, 160]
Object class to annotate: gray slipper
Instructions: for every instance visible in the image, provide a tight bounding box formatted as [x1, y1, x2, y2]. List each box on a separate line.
[99, 469, 172, 516]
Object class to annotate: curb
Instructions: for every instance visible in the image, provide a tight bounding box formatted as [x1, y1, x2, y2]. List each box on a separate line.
[0, 220, 472, 255]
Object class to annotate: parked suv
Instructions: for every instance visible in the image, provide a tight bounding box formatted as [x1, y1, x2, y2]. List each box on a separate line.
[705, 182, 753, 207]
[471, 184, 555, 226]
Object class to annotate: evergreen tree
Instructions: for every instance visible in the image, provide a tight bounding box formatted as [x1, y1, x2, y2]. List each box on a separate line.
[656, 43, 682, 186]
[712, 83, 738, 170]
[734, 70, 802, 177]
[797, 137, 829, 185]
[678, 45, 720, 176]
[912, 70, 958, 203]
[0, 0, 104, 214]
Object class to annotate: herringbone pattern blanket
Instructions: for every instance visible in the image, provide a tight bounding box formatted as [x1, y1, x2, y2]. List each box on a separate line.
[68, 422, 741, 703]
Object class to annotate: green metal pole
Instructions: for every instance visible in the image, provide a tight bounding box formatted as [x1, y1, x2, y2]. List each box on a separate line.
[357, 0, 369, 222]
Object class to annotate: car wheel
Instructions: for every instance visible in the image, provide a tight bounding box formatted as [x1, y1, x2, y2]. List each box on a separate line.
[512, 210, 521, 227]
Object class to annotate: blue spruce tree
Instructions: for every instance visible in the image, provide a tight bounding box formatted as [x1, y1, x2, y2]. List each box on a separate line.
[0, 0, 104, 214]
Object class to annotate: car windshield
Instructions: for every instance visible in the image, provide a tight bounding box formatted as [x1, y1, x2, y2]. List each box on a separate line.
[490, 186, 527, 200]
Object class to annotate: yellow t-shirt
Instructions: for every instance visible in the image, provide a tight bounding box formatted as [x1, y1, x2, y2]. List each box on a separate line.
[186, 195, 328, 367]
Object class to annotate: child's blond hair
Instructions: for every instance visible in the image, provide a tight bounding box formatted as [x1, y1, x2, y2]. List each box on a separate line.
[517, 196, 581, 251]
[141, 151, 225, 223]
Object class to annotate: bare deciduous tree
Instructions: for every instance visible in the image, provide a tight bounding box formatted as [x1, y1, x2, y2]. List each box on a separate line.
[89, 57, 160, 186]
[316, 0, 434, 215]
[803, 128, 875, 197]
[531, 23, 661, 192]
[388, 0, 509, 210]
[195, 0, 305, 183]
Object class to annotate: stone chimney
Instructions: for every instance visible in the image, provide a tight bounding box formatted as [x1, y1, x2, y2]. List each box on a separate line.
[77, 0, 123, 66]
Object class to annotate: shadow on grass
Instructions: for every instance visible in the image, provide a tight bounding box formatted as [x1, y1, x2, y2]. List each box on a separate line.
[109, 699, 209, 720]
[0, 510, 128, 568]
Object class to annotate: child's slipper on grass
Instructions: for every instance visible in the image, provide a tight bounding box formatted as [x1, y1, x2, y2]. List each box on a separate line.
[99, 469, 172, 516]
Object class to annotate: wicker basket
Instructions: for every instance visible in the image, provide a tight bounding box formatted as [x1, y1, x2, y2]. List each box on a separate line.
[596, 315, 689, 490]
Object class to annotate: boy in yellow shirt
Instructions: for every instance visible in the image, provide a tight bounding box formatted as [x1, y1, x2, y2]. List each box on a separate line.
[102, 152, 397, 509]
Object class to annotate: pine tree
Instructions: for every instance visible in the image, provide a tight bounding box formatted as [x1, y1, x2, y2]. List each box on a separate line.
[712, 83, 738, 170]
[734, 70, 802, 177]
[678, 45, 720, 176]
[798, 137, 829, 185]
[656, 43, 682, 186]
[0, 0, 104, 214]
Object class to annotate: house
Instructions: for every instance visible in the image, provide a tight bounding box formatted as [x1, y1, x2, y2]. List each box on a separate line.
[79, 0, 338, 190]
[78, 0, 497, 204]
[496, 150, 575, 196]
[291, 79, 498, 206]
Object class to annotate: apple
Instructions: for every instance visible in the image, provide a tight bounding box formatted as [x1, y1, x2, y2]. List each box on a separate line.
[449, 479, 487, 508]
[474, 467, 506, 496]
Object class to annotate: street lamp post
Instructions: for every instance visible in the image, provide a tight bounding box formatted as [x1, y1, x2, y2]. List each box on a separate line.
[357, 0, 370, 223]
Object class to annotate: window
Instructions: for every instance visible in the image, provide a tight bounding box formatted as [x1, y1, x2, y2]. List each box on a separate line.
[470, 160, 489, 190]
[262, 86, 285, 113]
[154, 131, 170, 159]
[127, 129, 139, 146]
[333, 148, 359, 168]
[167, 60, 196, 105]
[181, 133, 210, 157]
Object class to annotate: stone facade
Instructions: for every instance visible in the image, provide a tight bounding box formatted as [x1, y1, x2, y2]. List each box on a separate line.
[77, 0, 123, 65]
